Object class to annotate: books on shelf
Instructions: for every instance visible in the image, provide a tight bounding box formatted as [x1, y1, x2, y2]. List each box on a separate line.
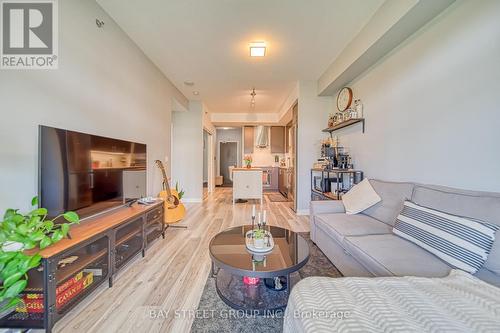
[16, 271, 94, 314]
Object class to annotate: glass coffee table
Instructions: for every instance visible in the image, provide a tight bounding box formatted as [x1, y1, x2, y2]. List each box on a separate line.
[209, 225, 309, 314]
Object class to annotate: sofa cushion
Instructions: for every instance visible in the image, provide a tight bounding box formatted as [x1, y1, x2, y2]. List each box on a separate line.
[344, 234, 452, 277]
[412, 185, 500, 275]
[393, 201, 499, 274]
[342, 179, 381, 215]
[362, 180, 414, 226]
[315, 213, 391, 245]
[474, 268, 500, 288]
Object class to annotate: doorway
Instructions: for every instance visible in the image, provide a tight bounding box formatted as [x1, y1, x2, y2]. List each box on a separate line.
[219, 142, 238, 186]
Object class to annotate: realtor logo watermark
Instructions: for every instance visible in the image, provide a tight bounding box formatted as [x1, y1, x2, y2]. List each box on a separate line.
[1, 0, 58, 69]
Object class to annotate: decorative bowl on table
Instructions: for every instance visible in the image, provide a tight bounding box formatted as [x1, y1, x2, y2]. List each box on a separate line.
[245, 229, 274, 253]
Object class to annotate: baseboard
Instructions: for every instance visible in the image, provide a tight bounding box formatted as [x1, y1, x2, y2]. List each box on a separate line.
[295, 209, 310, 216]
[182, 198, 202, 203]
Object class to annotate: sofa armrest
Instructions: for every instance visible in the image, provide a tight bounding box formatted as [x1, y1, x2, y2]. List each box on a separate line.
[309, 200, 345, 243]
[310, 200, 346, 216]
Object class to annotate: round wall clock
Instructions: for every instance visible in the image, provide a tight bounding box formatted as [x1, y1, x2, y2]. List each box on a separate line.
[337, 87, 353, 111]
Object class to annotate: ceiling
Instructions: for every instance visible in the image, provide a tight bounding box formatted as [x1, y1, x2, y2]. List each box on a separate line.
[97, 0, 384, 114]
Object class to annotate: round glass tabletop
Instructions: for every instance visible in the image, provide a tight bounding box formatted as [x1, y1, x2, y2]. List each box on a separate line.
[209, 225, 309, 278]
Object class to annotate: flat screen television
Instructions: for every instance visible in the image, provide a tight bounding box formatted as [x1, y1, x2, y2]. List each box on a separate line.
[39, 126, 147, 219]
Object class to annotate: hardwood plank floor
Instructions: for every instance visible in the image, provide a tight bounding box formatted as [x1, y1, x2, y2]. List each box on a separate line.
[54, 188, 309, 333]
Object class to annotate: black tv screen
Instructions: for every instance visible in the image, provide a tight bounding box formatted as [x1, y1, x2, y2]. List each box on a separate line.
[39, 126, 147, 219]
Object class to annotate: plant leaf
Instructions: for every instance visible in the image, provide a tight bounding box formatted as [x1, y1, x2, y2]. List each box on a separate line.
[29, 215, 41, 228]
[60, 223, 70, 237]
[0, 251, 17, 263]
[43, 220, 54, 232]
[51, 230, 63, 243]
[17, 224, 29, 236]
[22, 240, 36, 250]
[3, 280, 27, 299]
[28, 230, 45, 242]
[40, 236, 51, 249]
[30, 208, 47, 216]
[2, 272, 23, 288]
[31, 196, 38, 207]
[27, 254, 42, 270]
[0, 297, 22, 312]
[63, 211, 79, 223]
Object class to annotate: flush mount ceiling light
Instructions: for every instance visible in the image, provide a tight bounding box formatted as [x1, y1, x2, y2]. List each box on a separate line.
[249, 42, 266, 57]
[193, 91, 199, 96]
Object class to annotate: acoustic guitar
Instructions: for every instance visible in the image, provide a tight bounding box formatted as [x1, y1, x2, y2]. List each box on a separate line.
[154, 160, 186, 224]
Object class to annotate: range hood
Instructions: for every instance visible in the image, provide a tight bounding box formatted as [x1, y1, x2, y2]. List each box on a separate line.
[255, 126, 269, 148]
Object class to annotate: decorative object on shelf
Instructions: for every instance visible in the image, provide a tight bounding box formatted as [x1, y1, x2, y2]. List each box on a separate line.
[343, 109, 352, 122]
[0, 196, 79, 314]
[354, 99, 363, 118]
[337, 87, 353, 111]
[328, 113, 335, 128]
[244, 155, 253, 168]
[57, 256, 79, 268]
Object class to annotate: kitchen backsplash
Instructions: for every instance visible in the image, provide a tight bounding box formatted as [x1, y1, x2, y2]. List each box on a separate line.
[248, 146, 284, 167]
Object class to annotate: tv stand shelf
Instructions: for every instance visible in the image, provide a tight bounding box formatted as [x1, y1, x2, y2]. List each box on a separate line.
[0, 201, 165, 333]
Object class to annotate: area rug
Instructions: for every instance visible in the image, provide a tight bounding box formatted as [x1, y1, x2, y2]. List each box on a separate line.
[265, 193, 290, 202]
[190, 233, 342, 333]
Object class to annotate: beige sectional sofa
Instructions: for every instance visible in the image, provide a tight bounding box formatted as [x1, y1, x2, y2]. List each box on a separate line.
[310, 179, 500, 286]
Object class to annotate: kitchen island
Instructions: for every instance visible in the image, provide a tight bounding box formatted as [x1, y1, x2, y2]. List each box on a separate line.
[232, 168, 263, 204]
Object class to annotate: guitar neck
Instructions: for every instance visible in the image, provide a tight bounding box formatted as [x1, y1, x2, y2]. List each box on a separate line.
[156, 160, 173, 196]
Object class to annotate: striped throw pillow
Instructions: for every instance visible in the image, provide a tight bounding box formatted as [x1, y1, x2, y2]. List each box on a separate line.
[393, 201, 499, 274]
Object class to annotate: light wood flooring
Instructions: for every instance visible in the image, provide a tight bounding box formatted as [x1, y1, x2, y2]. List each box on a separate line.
[54, 188, 309, 333]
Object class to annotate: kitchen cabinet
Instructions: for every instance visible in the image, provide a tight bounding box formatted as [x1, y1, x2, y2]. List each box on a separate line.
[244, 126, 254, 154]
[270, 126, 285, 153]
[232, 169, 263, 204]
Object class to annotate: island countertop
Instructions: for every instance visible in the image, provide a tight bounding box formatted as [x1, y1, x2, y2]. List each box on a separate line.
[232, 167, 263, 171]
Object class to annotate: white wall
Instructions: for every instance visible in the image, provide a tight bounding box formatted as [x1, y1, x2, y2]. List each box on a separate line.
[297, 81, 334, 213]
[172, 101, 204, 202]
[0, 0, 187, 214]
[336, 0, 500, 192]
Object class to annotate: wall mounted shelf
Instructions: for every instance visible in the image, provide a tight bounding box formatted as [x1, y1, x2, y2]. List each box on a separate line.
[322, 118, 365, 134]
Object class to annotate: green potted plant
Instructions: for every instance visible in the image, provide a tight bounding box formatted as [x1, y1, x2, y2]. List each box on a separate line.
[0, 197, 79, 316]
[175, 182, 185, 200]
[253, 229, 265, 248]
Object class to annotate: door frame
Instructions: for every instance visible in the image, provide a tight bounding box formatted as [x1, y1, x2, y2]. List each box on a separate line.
[203, 128, 215, 194]
[217, 141, 239, 184]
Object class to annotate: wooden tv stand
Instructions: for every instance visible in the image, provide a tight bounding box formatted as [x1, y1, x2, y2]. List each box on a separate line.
[0, 201, 165, 333]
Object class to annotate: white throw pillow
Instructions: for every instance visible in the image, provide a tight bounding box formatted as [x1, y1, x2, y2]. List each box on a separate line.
[342, 179, 381, 215]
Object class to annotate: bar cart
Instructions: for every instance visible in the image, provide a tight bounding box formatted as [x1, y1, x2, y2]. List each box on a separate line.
[311, 168, 363, 200]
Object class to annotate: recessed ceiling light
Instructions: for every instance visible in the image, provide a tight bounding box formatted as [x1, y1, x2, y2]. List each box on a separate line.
[249, 42, 266, 57]
[184, 81, 195, 86]
[193, 91, 199, 95]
